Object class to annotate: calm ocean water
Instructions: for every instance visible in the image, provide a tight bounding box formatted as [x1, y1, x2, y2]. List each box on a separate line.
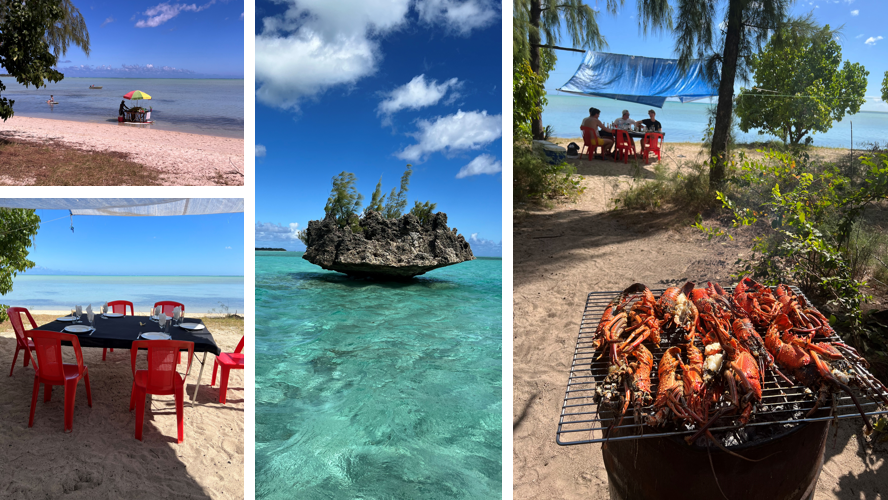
[0, 77, 244, 138]
[3, 275, 244, 314]
[255, 252, 502, 499]
[543, 94, 888, 148]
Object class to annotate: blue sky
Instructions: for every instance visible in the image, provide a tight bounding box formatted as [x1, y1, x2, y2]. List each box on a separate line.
[22, 210, 244, 276]
[8, 1, 245, 78]
[253, 0, 503, 257]
[545, 0, 888, 112]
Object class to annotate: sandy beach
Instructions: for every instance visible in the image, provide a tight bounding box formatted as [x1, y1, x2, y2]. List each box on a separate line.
[0, 312, 244, 499]
[513, 142, 887, 499]
[0, 116, 244, 186]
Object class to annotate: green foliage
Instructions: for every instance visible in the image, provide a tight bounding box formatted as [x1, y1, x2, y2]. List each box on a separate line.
[613, 160, 716, 212]
[364, 177, 386, 215]
[513, 140, 584, 204]
[381, 164, 412, 219]
[44, 0, 91, 58]
[513, 59, 547, 138]
[882, 71, 888, 105]
[708, 150, 888, 330]
[324, 171, 363, 231]
[0, 0, 65, 121]
[409, 201, 437, 225]
[0, 209, 41, 322]
[735, 24, 869, 146]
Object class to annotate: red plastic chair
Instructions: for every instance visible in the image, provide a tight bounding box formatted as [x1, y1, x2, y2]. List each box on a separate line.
[640, 132, 664, 164]
[129, 340, 194, 443]
[27, 330, 92, 432]
[613, 130, 637, 163]
[102, 300, 135, 361]
[211, 336, 244, 404]
[7, 307, 37, 376]
[153, 301, 184, 317]
[580, 126, 603, 160]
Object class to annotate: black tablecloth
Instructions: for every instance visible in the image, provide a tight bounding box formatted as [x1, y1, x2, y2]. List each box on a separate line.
[628, 130, 665, 139]
[36, 315, 221, 356]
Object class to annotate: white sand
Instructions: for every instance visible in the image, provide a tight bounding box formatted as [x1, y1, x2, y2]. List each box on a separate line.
[0, 315, 244, 499]
[0, 116, 244, 186]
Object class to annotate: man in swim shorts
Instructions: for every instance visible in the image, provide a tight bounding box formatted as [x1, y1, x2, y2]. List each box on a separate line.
[581, 107, 614, 156]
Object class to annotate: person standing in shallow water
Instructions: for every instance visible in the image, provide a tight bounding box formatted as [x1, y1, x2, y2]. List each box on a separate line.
[119, 100, 129, 118]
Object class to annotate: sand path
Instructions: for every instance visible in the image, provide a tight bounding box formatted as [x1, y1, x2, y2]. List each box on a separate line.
[0, 116, 244, 186]
[513, 147, 886, 499]
[0, 314, 244, 499]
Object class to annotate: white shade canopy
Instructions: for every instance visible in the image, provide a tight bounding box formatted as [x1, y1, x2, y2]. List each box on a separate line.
[0, 199, 244, 216]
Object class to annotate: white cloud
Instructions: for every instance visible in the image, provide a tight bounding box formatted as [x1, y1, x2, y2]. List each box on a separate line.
[856, 34, 865, 39]
[256, 222, 301, 241]
[136, 1, 216, 28]
[225, 246, 232, 249]
[851, 9, 859, 15]
[865, 36, 883, 45]
[396, 110, 502, 161]
[456, 154, 501, 178]
[415, 0, 498, 34]
[377, 74, 461, 122]
[240, 12, 244, 19]
[256, 144, 266, 157]
[101, 17, 114, 27]
[256, 0, 494, 112]
[467, 233, 502, 257]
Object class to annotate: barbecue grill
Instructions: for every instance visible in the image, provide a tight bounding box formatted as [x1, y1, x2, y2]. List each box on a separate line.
[556, 287, 888, 500]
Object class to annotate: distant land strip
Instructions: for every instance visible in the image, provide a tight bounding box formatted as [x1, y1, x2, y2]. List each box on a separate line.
[256, 247, 287, 251]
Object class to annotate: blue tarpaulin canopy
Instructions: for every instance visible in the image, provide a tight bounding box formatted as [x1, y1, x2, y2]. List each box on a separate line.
[557, 51, 718, 108]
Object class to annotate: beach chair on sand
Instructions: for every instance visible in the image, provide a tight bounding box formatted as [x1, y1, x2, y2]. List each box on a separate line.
[640, 132, 664, 164]
[7, 307, 37, 376]
[154, 301, 185, 317]
[103, 300, 135, 361]
[130, 340, 194, 443]
[27, 330, 93, 432]
[580, 126, 604, 160]
[212, 336, 244, 404]
[613, 130, 637, 163]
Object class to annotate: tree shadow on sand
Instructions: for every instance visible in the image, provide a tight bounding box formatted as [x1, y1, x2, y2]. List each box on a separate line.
[821, 419, 886, 499]
[566, 157, 660, 179]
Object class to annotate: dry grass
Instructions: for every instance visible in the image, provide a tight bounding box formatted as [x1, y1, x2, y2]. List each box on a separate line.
[0, 138, 164, 186]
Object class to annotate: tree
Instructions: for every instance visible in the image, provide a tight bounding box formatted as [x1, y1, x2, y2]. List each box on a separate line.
[409, 201, 437, 225]
[674, 3, 816, 189]
[364, 177, 386, 215]
[735, 24, 868, 146]
[45, 0, 91, 58]
[382, 164, 412, 219]
[513, 0, 671, 140]
[324, 172, 363, 230]
[0, 0, 65, 120]
[513, 59, 547, 139]
[882, 71, 888, 104]
[0, 209, 41, 321]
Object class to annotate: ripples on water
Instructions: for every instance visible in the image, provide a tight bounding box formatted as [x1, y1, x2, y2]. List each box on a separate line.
[256, 252, 502, 499]
[1, 77, 244, 138]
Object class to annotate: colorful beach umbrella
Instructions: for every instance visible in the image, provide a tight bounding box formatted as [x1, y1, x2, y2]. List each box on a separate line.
[123, 90, 151, 101]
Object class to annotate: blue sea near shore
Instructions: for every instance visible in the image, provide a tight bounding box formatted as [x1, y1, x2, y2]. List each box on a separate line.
[543, 94, 888, 148]
[0, 77, 244, 138]
[2, 275, 244, 314]
[255, 251, 502, 499]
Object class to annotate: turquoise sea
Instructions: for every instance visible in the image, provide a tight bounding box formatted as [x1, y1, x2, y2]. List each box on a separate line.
[2, 275, 244, 314]
[255, 252, 502, 499]
[0, 77, 244, 138]
[543, 94, 888, 148]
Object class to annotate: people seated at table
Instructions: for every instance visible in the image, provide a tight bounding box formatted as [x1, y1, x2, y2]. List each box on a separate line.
[640, 109, 663, 131]
[613, 109, 637, 130]
[581, 107, 614, 156]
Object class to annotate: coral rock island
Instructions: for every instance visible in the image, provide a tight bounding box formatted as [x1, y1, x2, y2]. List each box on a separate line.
[302, 210, 475, 279]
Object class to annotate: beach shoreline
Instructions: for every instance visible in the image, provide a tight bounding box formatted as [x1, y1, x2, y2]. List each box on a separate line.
[10, 111, 243, 140]
[0, 116, 244, 186]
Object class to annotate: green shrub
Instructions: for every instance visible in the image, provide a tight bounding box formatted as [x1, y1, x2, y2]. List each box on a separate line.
[612, 160, 716, 212]
[513, 140, 584, 204]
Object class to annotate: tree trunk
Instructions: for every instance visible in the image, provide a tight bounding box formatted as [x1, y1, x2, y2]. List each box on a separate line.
[529, 1, 544, 140]
[709, 0, 744, 191]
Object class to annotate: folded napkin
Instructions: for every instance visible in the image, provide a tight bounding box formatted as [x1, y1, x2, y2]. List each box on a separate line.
[173, 306, 181, 322]
[102, 303, 108, 314]
[76, 305, 82, 317]
[159, 313, 167, 327]
[154, 305, 161, 318]
[87, 305, 94, 323]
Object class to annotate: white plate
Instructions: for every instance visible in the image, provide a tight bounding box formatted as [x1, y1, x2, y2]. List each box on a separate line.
[140, 332, 171, 340]
[63, 325, 94, 334]
[103, 313, 124, 318]
[57, 316, 78, 322]
[178, 322, 205, 331]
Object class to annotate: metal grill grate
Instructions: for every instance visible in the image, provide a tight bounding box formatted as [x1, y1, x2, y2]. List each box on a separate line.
[556, 287, 888, 446]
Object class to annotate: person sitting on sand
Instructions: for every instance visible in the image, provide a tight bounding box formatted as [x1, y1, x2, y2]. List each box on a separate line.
[613, 110, 636, 130]
[581, 107, 614, 156]
[640, 109, 662, 132]
[119, 100, 129, 117]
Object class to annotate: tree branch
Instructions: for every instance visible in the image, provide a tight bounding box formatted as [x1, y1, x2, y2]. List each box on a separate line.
[531, 44, 586, 53]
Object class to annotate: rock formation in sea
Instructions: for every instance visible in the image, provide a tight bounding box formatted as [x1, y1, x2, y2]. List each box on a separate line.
[301, 210, 475, 279]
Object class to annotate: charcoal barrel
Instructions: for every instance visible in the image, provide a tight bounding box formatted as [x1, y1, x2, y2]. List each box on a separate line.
[602, 420, 829, 500]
